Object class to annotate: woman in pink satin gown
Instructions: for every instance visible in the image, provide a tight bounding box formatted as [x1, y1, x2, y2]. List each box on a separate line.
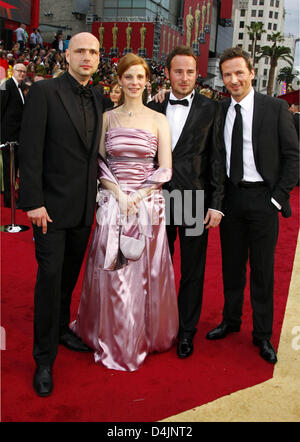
[72, 53, 178, 371]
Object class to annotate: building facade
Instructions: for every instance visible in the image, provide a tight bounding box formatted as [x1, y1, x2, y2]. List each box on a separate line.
[232, 0, 296, 94]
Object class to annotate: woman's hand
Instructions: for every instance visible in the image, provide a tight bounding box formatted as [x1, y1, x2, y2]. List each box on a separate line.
[117, 191, 139, 216]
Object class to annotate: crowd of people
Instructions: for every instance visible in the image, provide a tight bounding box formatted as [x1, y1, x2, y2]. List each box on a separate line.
[0, 29, 222, 100]
[1, 30, 299, 399]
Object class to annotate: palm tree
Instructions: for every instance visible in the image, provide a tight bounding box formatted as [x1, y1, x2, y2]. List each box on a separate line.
[277, 66, 299, 92]
[246, 22, 266, 61]
[258, 32, 294, 96]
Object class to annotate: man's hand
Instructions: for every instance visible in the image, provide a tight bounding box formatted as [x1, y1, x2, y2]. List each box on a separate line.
[153, 88, 167, 103]
[27, 206, 53, 234]
[204, 209, 223, 229]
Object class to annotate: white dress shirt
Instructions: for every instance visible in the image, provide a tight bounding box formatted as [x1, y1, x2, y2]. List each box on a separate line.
[224, 87, 264, 182]
[224, 87, 281, 209]
[12, 76, 24, 105]
[166, 90, 194, 151]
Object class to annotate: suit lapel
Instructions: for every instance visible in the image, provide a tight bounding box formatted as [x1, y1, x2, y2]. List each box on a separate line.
[222, 98, 230, 117]
[56, 73, 88, 149]
[11, 78, 24, 105]
[252, 92, 265, 161]
[90, 87, 103, 155]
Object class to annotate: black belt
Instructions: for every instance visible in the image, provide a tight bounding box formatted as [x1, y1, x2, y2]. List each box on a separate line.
[226, 178, 266, 188]
[237, 181, 266, 188]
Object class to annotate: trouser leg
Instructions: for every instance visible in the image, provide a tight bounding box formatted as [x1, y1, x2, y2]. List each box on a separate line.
[220, 212, 248, 327]
[176, 226, 208, 339]
[59, 225, 91, 334]
[32, 225, 66, 366]
[248, 189, 279, 340]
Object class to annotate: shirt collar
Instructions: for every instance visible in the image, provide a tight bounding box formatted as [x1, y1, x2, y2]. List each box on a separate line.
[65, 70, 92, 92]
[230, 87, 254, 111]
[12, 76, 20, 88]
[169, 89, 194, 104]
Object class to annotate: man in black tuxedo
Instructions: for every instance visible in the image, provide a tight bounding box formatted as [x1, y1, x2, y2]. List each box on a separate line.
[148, 46, 225, 358]
[206, 47, 299, 364]
[0, 63, 26, 207]
[19, 33, 110, 396]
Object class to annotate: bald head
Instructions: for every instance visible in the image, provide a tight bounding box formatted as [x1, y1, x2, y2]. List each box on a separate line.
[66, 32, 100, 85]
[68, 32, 100, 51]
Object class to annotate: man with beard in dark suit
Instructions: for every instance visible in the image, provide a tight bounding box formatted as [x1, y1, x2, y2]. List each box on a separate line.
[206, 47, 299, 364]
[19, 33, 111, 396]
[1, 63, 26, 207]
[148, 46, 225, 359]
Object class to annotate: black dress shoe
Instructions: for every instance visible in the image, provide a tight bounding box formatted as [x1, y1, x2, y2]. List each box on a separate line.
[253, 338, 277, 364]
[177, 338, 193, 358]
[59, 330, 92, 352]
[33, 365, 53, 397]
[206, 322, 240, 340]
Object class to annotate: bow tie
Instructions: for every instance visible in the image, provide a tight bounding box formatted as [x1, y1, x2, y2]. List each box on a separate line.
[18, 83, 22, 88]
[169, 98, 189, 106]
[76, 84, 92, 98]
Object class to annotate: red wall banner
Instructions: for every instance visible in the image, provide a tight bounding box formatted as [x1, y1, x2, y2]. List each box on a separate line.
[220, 0, 233, 19]
[30, 0, 39, 29]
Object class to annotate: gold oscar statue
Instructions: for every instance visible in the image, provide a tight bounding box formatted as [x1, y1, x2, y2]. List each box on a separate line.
[126, 23, 132, 49]
[98, 23, 105, 49]
[206, 0, 211, 25]
[163, 28, 166, 54]
[201, 1, 206, 34]
[140, 23, 147, 50]
[194, 4, 201, 44]
[185, 6, 194, 48]
[112, 23, 118, 48]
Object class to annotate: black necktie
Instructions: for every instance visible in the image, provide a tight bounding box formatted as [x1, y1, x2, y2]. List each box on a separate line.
[230, 103, 243, 186]
[169, 98, 189, 106]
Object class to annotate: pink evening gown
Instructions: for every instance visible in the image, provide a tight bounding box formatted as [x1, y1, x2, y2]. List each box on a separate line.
[71, 110, 178, 371]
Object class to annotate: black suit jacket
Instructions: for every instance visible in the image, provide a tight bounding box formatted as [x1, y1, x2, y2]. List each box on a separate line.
[0, 77, 24, 142]
[222, 92, 299, 218]
[19, 72, 108, 228]
[148, 91, 226, 212]
[293, 112, 299, 138]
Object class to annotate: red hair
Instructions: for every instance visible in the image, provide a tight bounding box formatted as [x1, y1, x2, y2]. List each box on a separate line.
[117, 53, 150, 80]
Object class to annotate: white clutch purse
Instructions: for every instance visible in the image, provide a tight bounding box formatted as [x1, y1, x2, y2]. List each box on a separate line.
[119, 231, 145, 261]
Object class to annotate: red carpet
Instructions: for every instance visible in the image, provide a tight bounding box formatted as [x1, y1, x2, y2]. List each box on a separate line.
[1, 188, 299, 422]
